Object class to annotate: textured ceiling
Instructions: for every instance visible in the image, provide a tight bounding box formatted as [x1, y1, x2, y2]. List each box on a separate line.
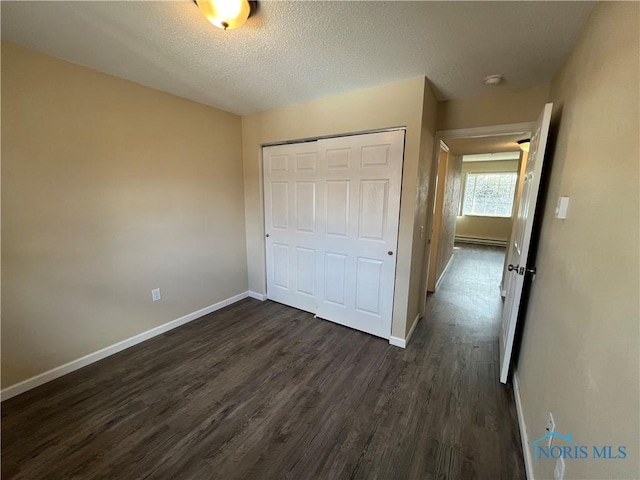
[1, 1, 595, 115]
[444, 133, 527, 155]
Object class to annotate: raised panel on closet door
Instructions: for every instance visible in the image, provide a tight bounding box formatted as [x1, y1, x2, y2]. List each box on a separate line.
[358, 179, 389, 241]
[355, 257, 384, 316]
[271, 243, 290, 290]
[269, 182, 289, 230]
[324, 252, 348, 306]
[295, 182, 316, 233]
[325, 180, 350, 237]
[295, 247, 316, 296]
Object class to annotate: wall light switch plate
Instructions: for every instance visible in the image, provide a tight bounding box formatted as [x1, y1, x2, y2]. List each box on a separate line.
[555, 196, 570, 219]
[152, 288, 161, 302]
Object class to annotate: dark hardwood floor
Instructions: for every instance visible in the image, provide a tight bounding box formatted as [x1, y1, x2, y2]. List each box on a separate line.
[1, 244, 525, 479]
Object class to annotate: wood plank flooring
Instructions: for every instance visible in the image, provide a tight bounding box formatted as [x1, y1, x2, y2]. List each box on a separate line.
[2, 244, 526, 479]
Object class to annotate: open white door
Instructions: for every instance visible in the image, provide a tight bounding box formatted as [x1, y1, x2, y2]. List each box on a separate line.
[499, 103, 553, 384]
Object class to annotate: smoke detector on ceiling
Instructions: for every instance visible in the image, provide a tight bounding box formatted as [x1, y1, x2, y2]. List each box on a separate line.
[484, 74, 504, 86]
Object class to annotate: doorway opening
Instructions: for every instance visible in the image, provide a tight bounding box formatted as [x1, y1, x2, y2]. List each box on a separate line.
[423, 126, 532, 306]
[421, 106, 552, 384]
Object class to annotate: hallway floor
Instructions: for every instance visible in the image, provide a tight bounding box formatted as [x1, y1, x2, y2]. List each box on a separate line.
[2, 244, 526, 479]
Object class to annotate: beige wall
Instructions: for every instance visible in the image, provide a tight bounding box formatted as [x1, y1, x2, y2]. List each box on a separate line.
[437, 84, 549, 131]
[409, 79, 440, 333]
[242, 76, 438, 339]
[516, 3, 639, 479]
[1, 43, 248, 388]
[455, 160, 519, 242]
[427, 147, 449, 291]
[427, 150, 462, 291]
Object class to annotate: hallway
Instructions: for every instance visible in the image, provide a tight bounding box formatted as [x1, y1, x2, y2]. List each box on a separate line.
[2, 246, 525, 479]
[426, 244, 508, 348]
[420, 243, 524, 477]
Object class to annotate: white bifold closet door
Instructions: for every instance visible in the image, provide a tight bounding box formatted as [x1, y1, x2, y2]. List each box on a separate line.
[263, 130, 404, 339]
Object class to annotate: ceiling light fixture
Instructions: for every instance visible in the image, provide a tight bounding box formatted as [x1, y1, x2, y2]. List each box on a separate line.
[484, 74, 504, 86]
[195, 0, 255, 30]
[517, 139, 531, 152]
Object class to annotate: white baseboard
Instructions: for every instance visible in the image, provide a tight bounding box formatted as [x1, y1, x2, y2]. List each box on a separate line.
[389, 313, 421, 349]
[434, 253, 454, 291]
[513, 372, 534, 480]
[406, 313, 421, 345]
[455, 236, 507, 247]
[248, 291, 267, 301]
[1, 291, 251, 402]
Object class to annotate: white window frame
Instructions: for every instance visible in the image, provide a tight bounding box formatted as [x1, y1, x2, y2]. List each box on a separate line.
[460, 171, 517, 218]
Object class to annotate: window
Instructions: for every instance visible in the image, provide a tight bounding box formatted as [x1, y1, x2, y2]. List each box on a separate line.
[462, 172, 517, 217]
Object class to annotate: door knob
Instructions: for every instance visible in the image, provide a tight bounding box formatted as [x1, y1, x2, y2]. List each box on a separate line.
[508, 264, 518, 272]
[265, 234, 269, 238]
[388, 251, 393, 256]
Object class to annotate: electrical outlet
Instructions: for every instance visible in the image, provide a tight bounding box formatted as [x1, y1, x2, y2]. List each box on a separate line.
[151, 288, 161, 302]
[554, 456, 565, 480]
[546, 412, 556, 447]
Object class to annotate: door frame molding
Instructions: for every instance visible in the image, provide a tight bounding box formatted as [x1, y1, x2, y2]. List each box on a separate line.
[435, 122, 535, 140]
[420, 121, 535, 315]
[261, 126, 407, 148]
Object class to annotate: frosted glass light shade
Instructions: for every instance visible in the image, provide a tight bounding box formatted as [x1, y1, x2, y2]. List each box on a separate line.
[196, 0, 251, 30]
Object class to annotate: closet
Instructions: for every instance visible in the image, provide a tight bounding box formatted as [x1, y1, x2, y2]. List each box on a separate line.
[263, 130, 404, 339]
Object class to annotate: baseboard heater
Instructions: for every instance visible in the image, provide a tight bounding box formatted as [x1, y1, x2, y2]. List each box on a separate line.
[455, 236, 507, 247]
